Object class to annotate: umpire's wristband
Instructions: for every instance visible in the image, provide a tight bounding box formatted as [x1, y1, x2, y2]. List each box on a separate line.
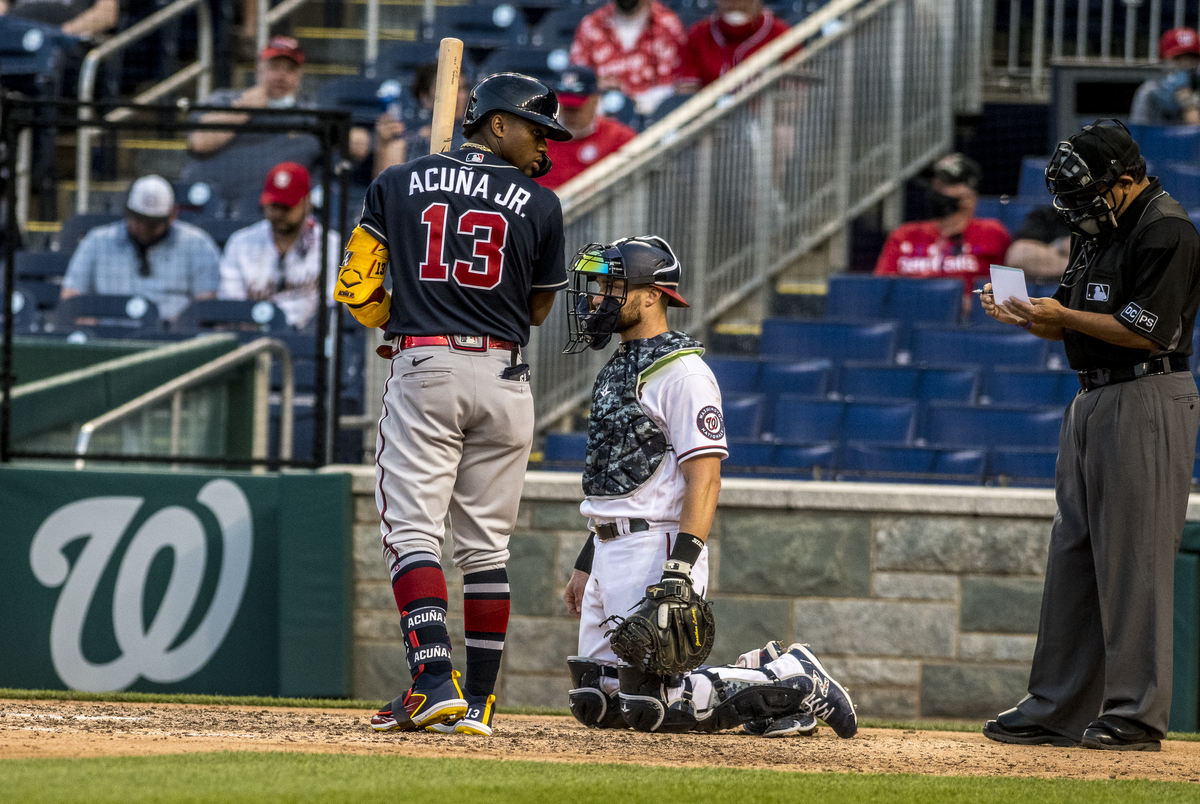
[574, 533, 596, 575]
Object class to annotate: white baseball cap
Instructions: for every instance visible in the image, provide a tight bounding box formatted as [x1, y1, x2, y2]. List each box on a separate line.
[126, 175, 175, 218]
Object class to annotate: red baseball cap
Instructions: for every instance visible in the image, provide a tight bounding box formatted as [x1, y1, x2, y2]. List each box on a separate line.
[260, 35, 305, 65]
[261, 162, 311, 208]
[1161, 27, 1200, 59]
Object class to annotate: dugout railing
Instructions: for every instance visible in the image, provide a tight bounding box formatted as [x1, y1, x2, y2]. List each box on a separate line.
[0, 96, 356, 468]
[528, 0, 984, 433]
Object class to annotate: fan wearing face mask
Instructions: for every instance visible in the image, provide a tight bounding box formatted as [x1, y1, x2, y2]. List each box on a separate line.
[675, 0, 790, 92]
[872, 153, 1011, 310]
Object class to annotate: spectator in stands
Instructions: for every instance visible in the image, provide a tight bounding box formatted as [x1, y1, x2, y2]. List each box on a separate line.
[537, 66, 637, 191]
[218, 162, 340, 329]
[676, 0, 789, 92]
[568, 0, 685, 114]
[874, 153, 1011, 308]
[0, 0, 116, 38]
[1131, 28, 1200, 125]
[1004, 206, 1072, 282]
[182, 37, 372, 218]
[374, 61, 471, 175]
[60, 175, 221, 321]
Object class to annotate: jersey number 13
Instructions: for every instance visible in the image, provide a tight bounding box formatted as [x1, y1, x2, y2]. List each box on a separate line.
[419, 203, 508, 290]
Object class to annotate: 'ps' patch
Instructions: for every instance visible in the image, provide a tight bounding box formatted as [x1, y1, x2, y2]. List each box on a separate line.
[1135, 310, 1158, 332]
[1086, 283, 1110, 301]
[697, 406, 725, 440]
[466, 152, 485, 163]
[1120, 303, 1142, 323]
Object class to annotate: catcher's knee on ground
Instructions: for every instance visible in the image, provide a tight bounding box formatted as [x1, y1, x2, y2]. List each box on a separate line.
[567, 657, 624, 728]
[617, 664, 697, 733]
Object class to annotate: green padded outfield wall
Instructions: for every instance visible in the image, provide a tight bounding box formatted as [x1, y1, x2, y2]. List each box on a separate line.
[1172, 523, 1200, 732]
[0, 466, 353, 698]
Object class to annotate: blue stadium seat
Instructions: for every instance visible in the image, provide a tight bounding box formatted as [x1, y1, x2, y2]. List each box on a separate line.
[530, 5, 589, 48]
[15, 250, 70, 281]
[990, 447, 1058, 484]
[837, 443, 935, 481]
[933, 449, 988, 484]
[179, 215, 253, 249]
[419, 4, 529, 64]
[772, 443, 836, 475]
[760, 319, 898, 363]
[1160, 163, 1200, 210]
[46, 293, 161, 338]
[641, 92, 690, 128]
[706, 356, 761, 394]
[543, 432, 587, 467]
[599, 90, 640, 130]
[838, 363, 920, 400]
[974, 196, 1004, 221]
[315, 76, 389, 125]
[922, 403, 1063, 448]
[919, 367, 981, 403]
[0, 17, 74, 78]
[1017, 156, 1051, 199]
[726, 439, 774, 468]
[824, 275, 888, 319]
[724, 394, 765, 440]
[771, 396, 915, 444]
[375, 42, 456, 80]
[174, 180, 225, 216]
[173, 299, 292, 333]
[910, 325, 1047, 368]
[888, 278, 962, 325]
[986, 367, 1078, 407]
[2, 285, 39, 333]
[479, 46, 569, 84]
[56, 213, 123, 255]
[1128, 124, 1200, 166]
[758, 359, 832, 396]
[1192, 326, 1200, 373]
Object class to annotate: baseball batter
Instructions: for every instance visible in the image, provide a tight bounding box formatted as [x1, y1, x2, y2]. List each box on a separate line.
[335, 73, 571, 736]
[559, 236, 858, 737]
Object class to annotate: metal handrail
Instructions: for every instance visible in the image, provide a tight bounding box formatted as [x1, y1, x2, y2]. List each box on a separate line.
[75, 0, 212, 213]
[257, 0, 315, 52]
[74, 337, 294, 468]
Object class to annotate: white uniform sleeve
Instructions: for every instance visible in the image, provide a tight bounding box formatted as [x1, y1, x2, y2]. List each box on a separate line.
[217, 231, 249, 301]
[657, 365, 729, 463]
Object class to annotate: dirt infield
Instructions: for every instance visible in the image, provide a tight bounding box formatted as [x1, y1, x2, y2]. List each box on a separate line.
[2, 699, 1199, 782]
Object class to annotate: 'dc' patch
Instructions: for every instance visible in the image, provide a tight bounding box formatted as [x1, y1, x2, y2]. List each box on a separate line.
[697, 406, 725, 440]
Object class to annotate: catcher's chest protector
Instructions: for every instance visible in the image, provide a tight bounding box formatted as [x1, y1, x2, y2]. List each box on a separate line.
[583, 331, 704, 498]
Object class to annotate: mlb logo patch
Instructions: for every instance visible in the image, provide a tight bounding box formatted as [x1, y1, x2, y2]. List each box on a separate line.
[1086, 283, 1110, 301]
[1136, 310, 1158, 332]
[466, 152, 484, 163]
[1120, 303, 1142, 323]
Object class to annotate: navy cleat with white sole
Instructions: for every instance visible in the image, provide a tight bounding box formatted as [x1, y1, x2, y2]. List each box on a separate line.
[785, 643, 858, 738]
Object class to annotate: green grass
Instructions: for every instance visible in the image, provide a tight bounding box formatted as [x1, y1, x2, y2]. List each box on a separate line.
[2, 753, 1197, 804]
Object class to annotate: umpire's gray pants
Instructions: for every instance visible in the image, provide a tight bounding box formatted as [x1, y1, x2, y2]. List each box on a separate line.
[1019, 371, 1199, 741]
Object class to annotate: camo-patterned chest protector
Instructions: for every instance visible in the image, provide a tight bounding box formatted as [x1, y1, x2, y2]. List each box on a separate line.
[583, 331, 704, 498]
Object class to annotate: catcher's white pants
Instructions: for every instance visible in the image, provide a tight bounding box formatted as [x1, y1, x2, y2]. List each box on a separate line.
[578, 529, 710, 687]
[375, 345, 534, 574]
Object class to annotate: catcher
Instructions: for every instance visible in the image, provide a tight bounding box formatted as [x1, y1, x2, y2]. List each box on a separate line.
[559, 236, 857, 737]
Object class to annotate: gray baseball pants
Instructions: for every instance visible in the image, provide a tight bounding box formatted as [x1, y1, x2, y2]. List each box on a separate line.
[1019, 370, 1199, 741]
[375, 344, 534, 575]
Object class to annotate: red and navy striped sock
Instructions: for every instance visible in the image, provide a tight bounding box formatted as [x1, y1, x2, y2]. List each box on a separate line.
[391, 551, 452, 685]
[462, 567, 510, 699]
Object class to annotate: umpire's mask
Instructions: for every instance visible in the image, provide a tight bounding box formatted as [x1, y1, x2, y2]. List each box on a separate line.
[1045, 119, 1142, 238]
[562, 235, 689, 355]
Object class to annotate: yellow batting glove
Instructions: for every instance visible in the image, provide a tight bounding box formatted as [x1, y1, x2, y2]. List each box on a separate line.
[335, 226, 389, 307]
[349, 287, 391, 329]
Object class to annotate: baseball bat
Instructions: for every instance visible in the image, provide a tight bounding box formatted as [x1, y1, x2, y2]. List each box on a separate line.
[429, 37, 464, 155]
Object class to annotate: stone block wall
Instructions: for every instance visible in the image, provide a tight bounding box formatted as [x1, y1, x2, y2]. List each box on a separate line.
[332, 466, 1200, 720]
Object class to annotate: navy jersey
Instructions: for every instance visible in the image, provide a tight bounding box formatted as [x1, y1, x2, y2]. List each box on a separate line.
[358, 146, 568, 346]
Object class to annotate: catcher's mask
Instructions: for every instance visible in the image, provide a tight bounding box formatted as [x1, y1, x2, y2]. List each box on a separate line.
[563, 235, 688, 355]
[1045, 119, 1142, 239]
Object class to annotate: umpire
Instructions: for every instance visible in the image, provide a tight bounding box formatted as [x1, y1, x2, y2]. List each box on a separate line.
[982, 120, 1200, 751]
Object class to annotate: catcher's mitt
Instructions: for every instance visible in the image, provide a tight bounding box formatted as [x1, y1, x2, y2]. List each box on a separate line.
[606, 577, 715, 674]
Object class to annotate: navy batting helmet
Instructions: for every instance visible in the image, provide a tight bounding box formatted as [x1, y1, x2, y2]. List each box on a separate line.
[463, 73, 572, 142]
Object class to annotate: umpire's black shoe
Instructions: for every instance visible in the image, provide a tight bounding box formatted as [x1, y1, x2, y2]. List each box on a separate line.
[1081, 716, 1161, 752]
[983, 707, 1076, 746]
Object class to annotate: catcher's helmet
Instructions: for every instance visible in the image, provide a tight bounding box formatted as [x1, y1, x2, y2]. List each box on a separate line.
[1045, 119, 1142, 238]
[563, 235, 688, 354]
[462, 73, 572, 142]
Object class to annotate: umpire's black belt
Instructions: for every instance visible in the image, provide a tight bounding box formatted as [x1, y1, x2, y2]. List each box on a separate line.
[593, 518, 650, 541]
[1077, 355, 1190, 392]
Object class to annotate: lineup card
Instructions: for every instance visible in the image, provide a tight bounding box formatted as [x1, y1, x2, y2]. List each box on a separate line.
[990, 264, 1030, 305]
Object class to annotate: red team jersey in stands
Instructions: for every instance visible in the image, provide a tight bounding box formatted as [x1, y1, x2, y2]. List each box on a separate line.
[569, 2, 687, 98]
[358, 147, 568, 345]
[678, 11, 790, 88]
[873, 218, 1012, 295]
[537, 118, 638, 190]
